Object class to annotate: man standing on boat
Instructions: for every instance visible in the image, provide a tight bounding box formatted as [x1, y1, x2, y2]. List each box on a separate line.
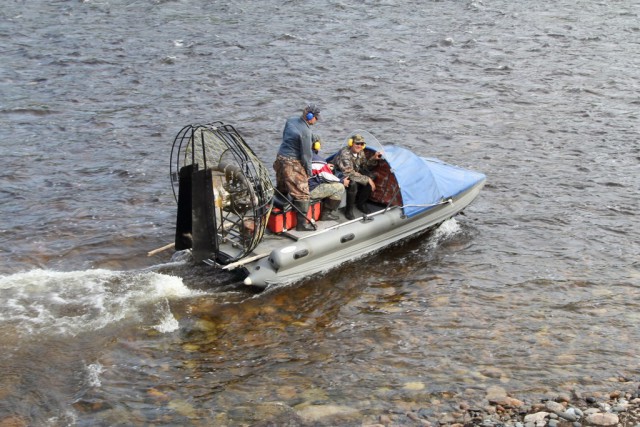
[274, 104, 321, 231]
[333, 134, 382, 220]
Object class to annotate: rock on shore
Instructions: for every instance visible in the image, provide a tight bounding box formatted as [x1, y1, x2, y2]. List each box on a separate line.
[230, 379, 640, 426]
[358, 381, 640, 427]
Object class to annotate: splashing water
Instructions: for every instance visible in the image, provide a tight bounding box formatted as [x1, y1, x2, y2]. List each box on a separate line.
[428, 217, 462, 250]
[85, 362, 104, 388]
[0, 269, 195, 338]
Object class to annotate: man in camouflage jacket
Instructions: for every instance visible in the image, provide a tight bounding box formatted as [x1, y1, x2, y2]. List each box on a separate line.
[333, 134, 382, 220]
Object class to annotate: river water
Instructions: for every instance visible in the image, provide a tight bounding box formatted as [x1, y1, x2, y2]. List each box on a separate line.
[1, 0, 639, 425]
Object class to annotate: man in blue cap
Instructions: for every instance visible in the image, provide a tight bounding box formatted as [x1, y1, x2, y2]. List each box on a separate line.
[273, 104, 322, 231]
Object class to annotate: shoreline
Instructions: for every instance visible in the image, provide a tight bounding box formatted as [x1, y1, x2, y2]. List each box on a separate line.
[363, 379, 640, 427]
[239, 380, 640, 426]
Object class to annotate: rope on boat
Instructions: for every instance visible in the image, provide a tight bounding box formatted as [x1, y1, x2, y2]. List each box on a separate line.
[295, 198, 454, 240]
[399, 198, 453, 209]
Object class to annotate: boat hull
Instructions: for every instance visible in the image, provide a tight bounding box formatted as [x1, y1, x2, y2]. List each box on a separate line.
[242, 178, 485, 288]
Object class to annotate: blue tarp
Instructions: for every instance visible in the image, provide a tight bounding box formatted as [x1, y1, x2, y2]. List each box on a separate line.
[376, 145, 486, 218]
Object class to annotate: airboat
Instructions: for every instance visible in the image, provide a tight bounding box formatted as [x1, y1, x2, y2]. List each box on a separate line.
[168, 122, 485, 288]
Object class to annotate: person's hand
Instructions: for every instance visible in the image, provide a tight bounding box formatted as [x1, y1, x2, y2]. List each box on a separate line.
[369, 177, 376, 192]
[343, 177, 350, 187]
[374, 151, 383, 159]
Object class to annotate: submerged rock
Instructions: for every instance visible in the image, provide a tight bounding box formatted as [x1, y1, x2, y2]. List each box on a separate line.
[585, 412, 619, 426]
[296, 404, 360, 424]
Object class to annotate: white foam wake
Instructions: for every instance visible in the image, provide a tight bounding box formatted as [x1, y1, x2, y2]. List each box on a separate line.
[427, 217, 462, 249]
[86, 362, 104, 387]
[0, 269, 197, 337]
[436, 217, 462, 237]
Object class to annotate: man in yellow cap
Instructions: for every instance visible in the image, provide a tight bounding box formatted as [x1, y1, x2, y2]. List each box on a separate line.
[333, 134, 382, 220]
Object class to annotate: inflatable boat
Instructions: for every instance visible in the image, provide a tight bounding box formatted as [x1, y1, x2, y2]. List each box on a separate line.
[168, 122, 486, 288]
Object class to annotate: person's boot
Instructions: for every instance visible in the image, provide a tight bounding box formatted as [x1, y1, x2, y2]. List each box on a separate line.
[356, 183, 372, 214]
[293, 200, 314, 231]
[344, 187, 357, 220]
[320, 199, 341, 221]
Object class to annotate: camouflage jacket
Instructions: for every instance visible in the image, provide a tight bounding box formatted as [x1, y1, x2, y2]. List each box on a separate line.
[333, 146, 378, 185]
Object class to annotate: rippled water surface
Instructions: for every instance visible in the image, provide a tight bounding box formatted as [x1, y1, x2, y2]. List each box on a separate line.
[1, 0, 639, 425]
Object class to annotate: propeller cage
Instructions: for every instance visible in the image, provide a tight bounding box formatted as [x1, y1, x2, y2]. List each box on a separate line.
[170, 122, 274, 264]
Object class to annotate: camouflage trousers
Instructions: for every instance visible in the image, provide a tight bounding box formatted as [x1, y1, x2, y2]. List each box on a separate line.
[310, 182, 344, 202]
[273, 155, 309, 201]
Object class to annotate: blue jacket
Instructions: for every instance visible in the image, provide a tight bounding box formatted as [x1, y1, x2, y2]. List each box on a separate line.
[278, 115, 315, 176]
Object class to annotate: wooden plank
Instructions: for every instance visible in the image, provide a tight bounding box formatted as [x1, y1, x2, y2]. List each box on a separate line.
[221, 252, 270, 270]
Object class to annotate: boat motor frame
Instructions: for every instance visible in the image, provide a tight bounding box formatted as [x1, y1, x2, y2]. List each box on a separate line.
[170, 123, 274, 265]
